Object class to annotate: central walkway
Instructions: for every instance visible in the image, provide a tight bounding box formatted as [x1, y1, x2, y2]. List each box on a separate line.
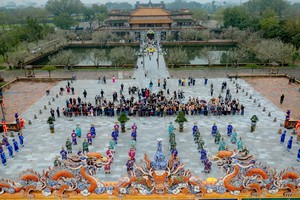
[133, 41, 170, 88]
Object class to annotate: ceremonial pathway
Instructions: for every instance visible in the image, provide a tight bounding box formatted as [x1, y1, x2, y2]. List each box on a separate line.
[0, 78, 298, 182]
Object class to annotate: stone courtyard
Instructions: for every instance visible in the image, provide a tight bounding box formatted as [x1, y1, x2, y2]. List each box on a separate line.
[0, 77, 298, 182]
[0, 44, 299, 184]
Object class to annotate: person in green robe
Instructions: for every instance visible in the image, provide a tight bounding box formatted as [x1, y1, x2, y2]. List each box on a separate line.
[230, 129, 237, 144]
[169, 132, 176, 144]
[130, 137, 136, 149]
[168, 122, 175, 135]
[109, 138, 116, 152]
[82, 139, 89, 154]
[66, 138, 72, 153]
[197, 136, 205, 152]
[215, 131, 221, 144]
[54, 156, 61, 167]
[170, 139, 177, 152]
[194, 130, 200, 143]
[218, 137, 226, 151]
[75, 124, 82, 138]
[237, 137, 244, 151]
[241, 145, 249, 156]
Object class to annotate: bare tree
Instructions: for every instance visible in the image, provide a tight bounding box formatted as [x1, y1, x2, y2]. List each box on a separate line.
[92, 31, 111, 48]
[201, 47, 221, 66]
[253, 40, 272, 65]
[7, 50, 29, 68]
[65, 31, 77, 43]
[254, 39, 293, 66]
[223, 26, 241, 41]
[77, 30, 91, 44]
[109, 46, 136, 67]
[89, 49, 106, 66]
[271, 40, 293, 66]
[166, 32, 175, 41]
[166, 47, 187, 67]
[48, 50, 79, 66]
[227, 46, 249, 67]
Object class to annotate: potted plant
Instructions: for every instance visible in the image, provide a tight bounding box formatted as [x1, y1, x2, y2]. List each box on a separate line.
[175, 111, 187, 132]
[47, 116, 55, 133]
[250, 115, 259, 132]
[118, 112, 130, 133]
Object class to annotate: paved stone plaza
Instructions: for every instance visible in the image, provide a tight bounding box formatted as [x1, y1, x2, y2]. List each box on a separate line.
[0, 77, 298, 182]
[0, 45, 299, 183]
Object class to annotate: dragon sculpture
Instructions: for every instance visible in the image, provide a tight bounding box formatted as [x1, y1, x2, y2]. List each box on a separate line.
[0, 151, 113, 197]
[114, 139, 206, 196]
[210, 149, 300, 197]
[0, 141, 299, 198]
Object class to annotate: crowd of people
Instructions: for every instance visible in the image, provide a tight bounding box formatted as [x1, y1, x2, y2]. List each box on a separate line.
[57, 79, 245, 118]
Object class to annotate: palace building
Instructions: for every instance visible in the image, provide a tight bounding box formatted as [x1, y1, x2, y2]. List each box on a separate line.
[102, 0, 205, 41]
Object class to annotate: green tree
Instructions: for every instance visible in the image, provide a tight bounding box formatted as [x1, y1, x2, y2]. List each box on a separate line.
[246, 64, 260, 74]
[175, 111, 187, 132]
[92, 4, 108, 27]
[223, 7, 248, 29]
[292, 50, 300, 65]
[118, 112, 130, 132]
[42, 65, 57, 77]
[83, 7, 95, 30]
[0, 34, 10, 61]
[192, 9, 208, 25]
[292, 33, 300, 49]
[244, 0, 288, 18]
[53, 13, 76, 29]
[46, 0, 84, 29]
[46, 0, 84, 16]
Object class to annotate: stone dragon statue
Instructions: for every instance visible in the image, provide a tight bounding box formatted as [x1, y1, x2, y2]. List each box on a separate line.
[210, 149, 300, 197]
[114, 139, 206, 196]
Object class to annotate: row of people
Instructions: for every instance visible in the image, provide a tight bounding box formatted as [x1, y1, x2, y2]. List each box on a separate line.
[1, 133, 24, 166]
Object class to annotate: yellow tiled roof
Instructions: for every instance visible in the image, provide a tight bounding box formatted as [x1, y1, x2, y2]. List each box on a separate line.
[129, 19, 172, 24]
[131, 8, 170, 16]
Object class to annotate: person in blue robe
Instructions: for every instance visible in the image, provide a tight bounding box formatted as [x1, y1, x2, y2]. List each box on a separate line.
[86, 132, 93, 145]
[227, 124, 233, 137]
[211, 123, 217, 137]
[192, 122, 198, 137]
[287, 136, 293, 151]
[12, 139, 19, 152]
[0, 149, 7, 166]
[60, 147, 67, 160]
[18, 132, 24, 147]
[7, 144, 14, 158]
[90, 124, 96, 138]
[280, 130, 286, 144]
[200, 148, 207, 163]
[131, 130, 137, 141]
[112, 131, 118, 144]
[71, 130, 77, 145]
